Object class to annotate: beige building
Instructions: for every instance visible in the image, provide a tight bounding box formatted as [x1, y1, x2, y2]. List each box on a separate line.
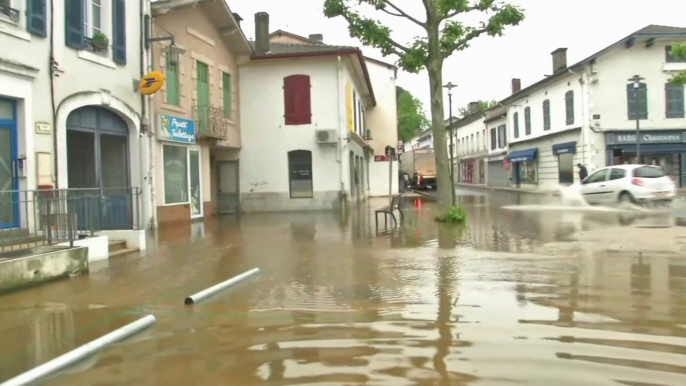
[150, 0, 251, 226]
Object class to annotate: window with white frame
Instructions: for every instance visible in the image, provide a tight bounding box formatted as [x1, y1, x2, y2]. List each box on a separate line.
[83, 0, 103, 38]
[0, 0, 20, 25]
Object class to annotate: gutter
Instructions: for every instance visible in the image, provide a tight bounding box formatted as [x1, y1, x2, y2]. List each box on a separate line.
[251, 49, 377, 107]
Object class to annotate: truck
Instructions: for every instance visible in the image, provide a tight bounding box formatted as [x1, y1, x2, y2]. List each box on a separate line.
[400, 149, 437, 190]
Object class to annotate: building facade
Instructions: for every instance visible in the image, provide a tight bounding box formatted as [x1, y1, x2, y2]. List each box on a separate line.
[484, 104, 509, 187]
[452, 106, 487, 185]
[502, 25, 686, 189]
[239, 13, 388, 212]
[150, 0, 250, 226]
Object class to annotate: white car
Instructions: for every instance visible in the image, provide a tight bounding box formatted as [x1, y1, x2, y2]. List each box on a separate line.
[579, 164, 677, 205]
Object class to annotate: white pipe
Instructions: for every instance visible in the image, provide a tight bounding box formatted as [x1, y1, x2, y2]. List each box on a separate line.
[2, 315, 157, 386]
[184, 268, 260, 305]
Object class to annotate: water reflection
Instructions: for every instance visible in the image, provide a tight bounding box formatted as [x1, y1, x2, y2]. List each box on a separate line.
[0, 192, 685, 384]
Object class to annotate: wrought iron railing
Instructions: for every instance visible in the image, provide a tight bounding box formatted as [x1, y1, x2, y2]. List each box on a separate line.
[0, 188, 141, 254]
[192, 105, 229, 140]
[0, 3, 20, 23]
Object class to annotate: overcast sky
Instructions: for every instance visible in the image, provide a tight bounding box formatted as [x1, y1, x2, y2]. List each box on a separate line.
[231, 0, 686, 118]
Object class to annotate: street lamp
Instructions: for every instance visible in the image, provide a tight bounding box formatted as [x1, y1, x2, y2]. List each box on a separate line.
[443, 82, 457, 206]
[628, 75, 645, 163]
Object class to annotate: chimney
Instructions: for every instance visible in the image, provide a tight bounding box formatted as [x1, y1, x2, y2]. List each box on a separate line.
[468, 101, 480, 114]
[309, 34, 323, 43]
[232, 13, 243, 28]
[551, 48, 567, 73]
[254, 12, 270, 54]
[511, 78, 521, 94]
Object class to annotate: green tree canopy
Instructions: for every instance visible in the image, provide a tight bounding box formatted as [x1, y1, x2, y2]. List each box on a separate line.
[670, 44, 686, 85]
[324, 0, 524, 217]
[457, 99, 500, 117]
[397, 86, 429, 141]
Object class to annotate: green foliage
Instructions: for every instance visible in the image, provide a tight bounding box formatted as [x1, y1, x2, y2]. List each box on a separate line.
[670, 44, 686, 86]
[92, 32, 109, 46]
[397, 86, 429, 141]
[435, 205, 467, 223]
[323, 0, 525, 73]
[457, 99, 500, 117]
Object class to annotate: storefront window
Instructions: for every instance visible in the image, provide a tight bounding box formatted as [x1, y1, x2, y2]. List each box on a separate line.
[189, 150, 201, 216]
[163, 145, 188, 204]
[558, 153, 574, 185]
[520, 162, 537, 184]
[614, 154, 680, 182]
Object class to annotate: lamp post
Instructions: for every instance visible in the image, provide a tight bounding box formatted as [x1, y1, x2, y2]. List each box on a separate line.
[443, 82, 457, 206]
[628, 75, 645, 163]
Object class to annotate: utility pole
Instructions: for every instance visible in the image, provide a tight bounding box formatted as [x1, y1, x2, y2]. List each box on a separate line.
[628, 75, 645, 163]
[443, 82, 457, 206]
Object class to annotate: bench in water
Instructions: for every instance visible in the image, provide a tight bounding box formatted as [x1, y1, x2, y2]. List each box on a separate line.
[375, 194, 404, 232]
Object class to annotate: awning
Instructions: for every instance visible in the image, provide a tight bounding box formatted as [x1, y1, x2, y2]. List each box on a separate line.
[507, 148, 537, 163]
[552, 141, 577, 155]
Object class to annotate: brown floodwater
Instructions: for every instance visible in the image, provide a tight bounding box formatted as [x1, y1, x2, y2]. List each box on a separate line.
[1, 190, 686, 385]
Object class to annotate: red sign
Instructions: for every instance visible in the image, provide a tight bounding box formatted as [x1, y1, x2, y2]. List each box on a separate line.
[374, 155, 388, 162]
[503, 159, 511, 170]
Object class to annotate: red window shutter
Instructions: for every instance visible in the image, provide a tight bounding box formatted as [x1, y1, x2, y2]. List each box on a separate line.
[284, 75, 311, 125]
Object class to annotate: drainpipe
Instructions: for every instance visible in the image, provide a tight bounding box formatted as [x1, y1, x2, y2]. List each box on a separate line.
[49, 0, 58, 188]
[142, 2, 157, 229]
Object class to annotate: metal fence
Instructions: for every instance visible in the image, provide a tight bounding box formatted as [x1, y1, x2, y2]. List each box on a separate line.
[0, 188, 141, 254]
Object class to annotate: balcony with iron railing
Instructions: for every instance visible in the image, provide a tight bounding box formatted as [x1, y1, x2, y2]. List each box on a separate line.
[192, 105, 230, 140]
[0, 188, 141, 254]
[0, 3, 20, 24]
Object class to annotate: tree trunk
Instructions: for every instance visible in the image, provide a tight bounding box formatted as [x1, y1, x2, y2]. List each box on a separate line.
[425, 4, 452, 214]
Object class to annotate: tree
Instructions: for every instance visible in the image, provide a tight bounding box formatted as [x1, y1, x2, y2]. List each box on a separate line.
[457, 99, 500, 118]
[670, 44, 686, 86]
[397, 86, 429, 141]
[324, 0, 525, 217]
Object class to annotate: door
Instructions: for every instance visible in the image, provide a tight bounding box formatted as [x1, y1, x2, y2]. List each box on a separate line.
[196, 61, 210, 135]
[218, 161, 239, 214]
[580, 169, 610, 204]
[189, 150, 203, 218]
[0, 98, 18, 229]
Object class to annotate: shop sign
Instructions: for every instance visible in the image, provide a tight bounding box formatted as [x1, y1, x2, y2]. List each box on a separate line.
[606, 131, 686, 145]
[159, 114, 196, 144]
[503, 159, 510, 170]
[139, 71, 165, 95]
[291, 165, 311, 180]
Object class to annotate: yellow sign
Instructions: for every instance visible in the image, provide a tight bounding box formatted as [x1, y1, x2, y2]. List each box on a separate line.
[346, 82, 353, 132]
[139, 71, 166, 95]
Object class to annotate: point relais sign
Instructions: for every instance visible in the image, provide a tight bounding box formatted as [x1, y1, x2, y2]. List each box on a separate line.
[159, 114, 196, 144]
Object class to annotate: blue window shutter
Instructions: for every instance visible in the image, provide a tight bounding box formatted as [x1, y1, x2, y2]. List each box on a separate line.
[27, 0, 47, 37]
[65, 0, 84, 49]
[112, 0, 127, 64]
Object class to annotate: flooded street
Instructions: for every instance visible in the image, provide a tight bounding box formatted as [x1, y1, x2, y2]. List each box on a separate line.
[2, 189, 686, 385]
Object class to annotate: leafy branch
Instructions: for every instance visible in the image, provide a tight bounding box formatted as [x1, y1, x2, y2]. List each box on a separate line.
[670, 44, 686, 86]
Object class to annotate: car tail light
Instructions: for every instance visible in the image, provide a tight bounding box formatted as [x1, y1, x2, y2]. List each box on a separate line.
[632, 178, 644, 186]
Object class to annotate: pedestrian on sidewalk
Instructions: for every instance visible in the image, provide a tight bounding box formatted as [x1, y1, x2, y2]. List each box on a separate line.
[577, 163, 588, 182]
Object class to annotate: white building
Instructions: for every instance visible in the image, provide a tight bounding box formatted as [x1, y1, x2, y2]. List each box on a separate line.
[238, 13, 398, 212]
[451, 105, 487, 185]
[484, 104, 509, 186]
[502, 25, 686, 189]
[1, 0, 151, 229]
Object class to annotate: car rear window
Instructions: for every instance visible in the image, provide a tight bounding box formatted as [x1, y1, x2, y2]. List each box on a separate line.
[633, 166, 666, 178]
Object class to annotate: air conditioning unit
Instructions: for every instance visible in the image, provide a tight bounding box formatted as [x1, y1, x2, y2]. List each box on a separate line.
[315, 129, 337, 144]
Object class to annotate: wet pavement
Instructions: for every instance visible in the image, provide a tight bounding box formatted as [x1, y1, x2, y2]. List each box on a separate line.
[1, 188, 686, 385]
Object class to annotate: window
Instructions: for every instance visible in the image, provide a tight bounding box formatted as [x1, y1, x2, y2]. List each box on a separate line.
[586, 170, 608, 184]
[284, 75, 311, 125]
[543, 99, 551, 130]
[627, 83, 648, 120]
[288, 150, 313, 198]
[223, 72, 232, 118]
[498, 125, 507, 147]
[83, 0, 102, 38]
[482, 129, 486, 149]
[519, 162, 537, 184]
[513, 112, 519, 138]
[666, 83, 685, 118]
[163, 145, 188, 204]
[609, 168, 626, 181]
[352, 91, 358, 133]
[165, 53, 180, 106]
[633, 166, 665, 178]
[666, 45, 686, 63]
[524, 107, 531, 135]
[565, 91, 574, 125]
[476, 132, 479, 151]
